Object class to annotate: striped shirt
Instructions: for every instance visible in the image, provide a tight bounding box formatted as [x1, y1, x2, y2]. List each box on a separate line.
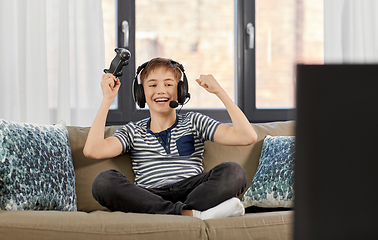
[113, 112, 220, 188]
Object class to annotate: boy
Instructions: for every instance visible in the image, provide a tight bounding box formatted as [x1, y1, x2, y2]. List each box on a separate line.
[83, 58, 257, 219]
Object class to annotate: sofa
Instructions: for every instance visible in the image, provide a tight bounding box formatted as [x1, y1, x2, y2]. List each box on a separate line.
[0, 120, 295, 240]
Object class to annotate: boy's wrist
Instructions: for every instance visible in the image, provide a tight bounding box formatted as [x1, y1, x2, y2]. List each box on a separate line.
[102, 97, 114, 107]
[215, 88, 228, 99]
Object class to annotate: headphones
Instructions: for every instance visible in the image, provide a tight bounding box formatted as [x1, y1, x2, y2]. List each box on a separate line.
[132, 59, 191, 108]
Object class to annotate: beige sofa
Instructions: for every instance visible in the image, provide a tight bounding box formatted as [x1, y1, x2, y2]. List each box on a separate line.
[0, 120, 294, 240]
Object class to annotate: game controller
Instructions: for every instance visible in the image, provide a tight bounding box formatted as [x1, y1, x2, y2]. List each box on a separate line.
[104, 48, 131, 86]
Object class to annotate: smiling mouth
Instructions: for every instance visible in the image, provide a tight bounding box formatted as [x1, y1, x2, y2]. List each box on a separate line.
[154, 97, 169, 103]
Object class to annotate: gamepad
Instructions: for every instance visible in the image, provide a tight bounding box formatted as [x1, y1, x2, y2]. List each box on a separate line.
[104, 48, 131, 86]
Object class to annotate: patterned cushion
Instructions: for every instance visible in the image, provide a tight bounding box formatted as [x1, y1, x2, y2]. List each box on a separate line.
[242, 135, 295, 208]
[0, 119, 77, 211]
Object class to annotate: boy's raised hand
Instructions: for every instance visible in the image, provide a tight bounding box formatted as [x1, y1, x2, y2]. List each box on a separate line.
[101, 73, 121, 101]
[83, 73, 123, 160]
[196, 74, 224, 95]
[195, 74, 257, 146]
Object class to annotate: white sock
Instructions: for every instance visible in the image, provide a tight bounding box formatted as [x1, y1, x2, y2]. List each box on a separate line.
[192, 197, 245, 220]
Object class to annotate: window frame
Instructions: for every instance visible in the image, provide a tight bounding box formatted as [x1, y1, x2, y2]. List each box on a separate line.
[238, 0, 296, 123]
[106, 0, 296, 125]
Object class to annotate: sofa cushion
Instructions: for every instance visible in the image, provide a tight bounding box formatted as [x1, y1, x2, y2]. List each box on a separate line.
[202, 121, 295, 200]
[0, 210, 208, 240]
[242, 135, 295, 208]
[0, 119, 77, 211]
[205, 211, 293, 240]
[67, 126, 134, 212]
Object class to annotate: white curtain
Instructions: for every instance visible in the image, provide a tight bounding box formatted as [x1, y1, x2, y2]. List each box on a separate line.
[0, 0, 104, 125]
[324, 0, 378, 63]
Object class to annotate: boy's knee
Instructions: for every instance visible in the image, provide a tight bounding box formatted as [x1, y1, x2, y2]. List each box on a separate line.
[225, 161, 246, 174]
[226, 162, 247, 189]
[92, 169, 122, 199]
[214, 162, 247, 194]
[219, 162, 246, 179]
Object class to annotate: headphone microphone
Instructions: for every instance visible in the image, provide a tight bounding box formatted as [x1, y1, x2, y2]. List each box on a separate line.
[169, 101, 179, 108]
[170, 92, 190, 114]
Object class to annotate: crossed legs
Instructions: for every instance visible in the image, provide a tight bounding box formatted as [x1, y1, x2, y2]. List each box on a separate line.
[92, 162, 247, 219]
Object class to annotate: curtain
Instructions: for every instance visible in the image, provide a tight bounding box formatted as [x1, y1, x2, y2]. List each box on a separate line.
[0, 0, 104, 125]
[324, 0, 378, 63]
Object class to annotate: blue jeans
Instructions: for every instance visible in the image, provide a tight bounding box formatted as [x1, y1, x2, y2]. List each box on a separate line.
[92, 161, 247, 215]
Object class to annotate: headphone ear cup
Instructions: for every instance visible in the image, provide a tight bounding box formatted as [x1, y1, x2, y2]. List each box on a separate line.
[133, 61, 149, 108]
[177, 73, 190, 104]
[133, 79, 146, 108]
[177, 81, 186, 104]
[137, 85, 146, 108]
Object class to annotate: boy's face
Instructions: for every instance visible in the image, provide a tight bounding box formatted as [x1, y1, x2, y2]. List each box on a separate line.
[143, 66, 179, 114]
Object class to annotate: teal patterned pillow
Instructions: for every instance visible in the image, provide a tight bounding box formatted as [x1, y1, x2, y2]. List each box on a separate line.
[242, 135, 295, 208]
[0, 119, 77, 211]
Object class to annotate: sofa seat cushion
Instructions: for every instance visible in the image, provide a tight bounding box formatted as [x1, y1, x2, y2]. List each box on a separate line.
[0, 210, 208, 240]
[204, 211, 293, 240]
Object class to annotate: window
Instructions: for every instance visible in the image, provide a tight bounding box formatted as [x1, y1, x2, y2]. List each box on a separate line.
[240, 0, 322, 122]
[135, 0, 235, 110]
[255, 0, 323, 109]
[104, 0, 323, 125]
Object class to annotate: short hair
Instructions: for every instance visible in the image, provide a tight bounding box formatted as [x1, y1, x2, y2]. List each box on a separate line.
[139, 57, 182, 84]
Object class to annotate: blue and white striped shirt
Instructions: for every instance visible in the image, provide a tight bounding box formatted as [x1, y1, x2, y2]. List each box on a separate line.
[113, 112, 220, 188]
